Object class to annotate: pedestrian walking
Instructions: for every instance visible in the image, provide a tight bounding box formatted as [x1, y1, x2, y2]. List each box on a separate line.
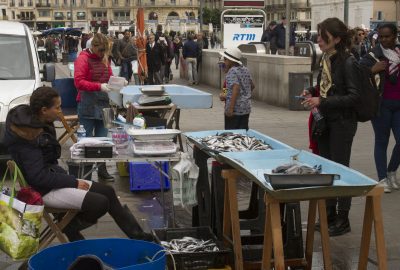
[173, 36, 183, 69]
[301, 17, 360, 237]
[261, 21, 277, 54]
[74, 33, 124, 181]
[219, 47, 254, 130]
[118, 30, 137, 82]
[45, 36, 56, 62]
[360, 23, 400, 193]
[270, 16, 296, 55]
[182, 34, 199, 85]
[146, 33, 164, 84]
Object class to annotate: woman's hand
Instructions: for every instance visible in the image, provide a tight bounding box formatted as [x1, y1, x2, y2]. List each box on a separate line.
[301, 89, 312, 98]
[225, 108, 234, 117]
[219, 93, 226, 101]
[371, 61, 387, 74]
[302, 97, 320, 109]
[77, 179, 90, 191]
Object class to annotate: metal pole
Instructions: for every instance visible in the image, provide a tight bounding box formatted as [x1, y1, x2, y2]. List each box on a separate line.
[70, 0, 73, 27]
[199, 0, 203, 31]
[344, 0, 349, 25]
[285, 0, 290, 55]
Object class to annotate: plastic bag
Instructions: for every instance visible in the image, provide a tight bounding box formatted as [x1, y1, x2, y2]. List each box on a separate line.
[0, 164, 44, 260]
[171, 152, 199, 208]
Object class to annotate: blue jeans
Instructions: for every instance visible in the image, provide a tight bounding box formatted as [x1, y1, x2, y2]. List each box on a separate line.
[371, 99, 400, 180]
[79, 118, 108, 137]
[120, 60, 132, 81]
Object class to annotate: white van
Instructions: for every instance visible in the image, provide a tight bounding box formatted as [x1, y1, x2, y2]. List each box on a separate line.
[0, 21, 55, 154]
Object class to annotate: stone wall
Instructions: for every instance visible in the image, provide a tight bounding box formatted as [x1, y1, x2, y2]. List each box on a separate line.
[200, 49, 312, 108]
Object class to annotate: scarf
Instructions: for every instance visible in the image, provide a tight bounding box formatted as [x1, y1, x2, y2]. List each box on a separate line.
[319, 50, 337, 98]
[380, 44, 400, 84]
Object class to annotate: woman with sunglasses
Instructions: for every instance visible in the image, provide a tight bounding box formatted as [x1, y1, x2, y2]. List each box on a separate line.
[74, 33, 115, 181]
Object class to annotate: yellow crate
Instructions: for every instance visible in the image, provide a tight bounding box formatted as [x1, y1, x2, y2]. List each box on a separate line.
[208, 266, 231, 270]
[116, 162, 129, 177]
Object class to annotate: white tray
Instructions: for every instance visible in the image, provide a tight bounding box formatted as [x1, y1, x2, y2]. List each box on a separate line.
[133, 140, 177, 156]
[126, 128, 181, 141]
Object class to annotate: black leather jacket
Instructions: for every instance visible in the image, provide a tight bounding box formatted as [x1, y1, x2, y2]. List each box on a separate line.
[309, 53, 360, 121]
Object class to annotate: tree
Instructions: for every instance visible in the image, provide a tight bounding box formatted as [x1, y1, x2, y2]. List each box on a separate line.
[201, 7, 221, 28]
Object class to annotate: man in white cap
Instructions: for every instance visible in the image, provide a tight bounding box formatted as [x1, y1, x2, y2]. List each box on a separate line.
[219, 47, 254, 130]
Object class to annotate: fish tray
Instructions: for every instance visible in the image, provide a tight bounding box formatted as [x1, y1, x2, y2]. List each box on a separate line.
[183, 129, 293, 160]
[152, 227, 231, 270]
[264, 173, 338, 190]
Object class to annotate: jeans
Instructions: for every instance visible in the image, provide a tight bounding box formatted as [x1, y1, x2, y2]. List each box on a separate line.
[225, 114, 250, 130]
[147, 69, 162, 85]
[371, 99, 400, 180]
[185, 57, 198, 84]
[317, 117, 357, 212]
[120, 60, 132, 81]
[79, 117, 108, 137]
[174, 53, 180, 68]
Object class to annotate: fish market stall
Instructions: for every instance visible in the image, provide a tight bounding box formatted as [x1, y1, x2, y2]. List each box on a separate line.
[183, 129, 387, 270]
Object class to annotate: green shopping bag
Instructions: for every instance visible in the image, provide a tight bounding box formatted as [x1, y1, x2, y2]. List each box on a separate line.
[0, 164, 44, 260]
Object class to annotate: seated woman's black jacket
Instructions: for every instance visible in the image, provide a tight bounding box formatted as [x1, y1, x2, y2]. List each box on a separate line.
[309, 53, 360, 121]
[4, 105, 78, 196]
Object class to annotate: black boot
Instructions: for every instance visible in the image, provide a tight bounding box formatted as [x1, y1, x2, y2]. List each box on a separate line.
[113, 205, 154, 241]
[62, 216, 95, 242]
[97, 163, 114, 182]
[315, 206, 337, 232]
[328, 210, 351, 237]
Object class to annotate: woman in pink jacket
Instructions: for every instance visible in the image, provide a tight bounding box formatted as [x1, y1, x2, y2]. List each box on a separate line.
[74, 33, 114, 181]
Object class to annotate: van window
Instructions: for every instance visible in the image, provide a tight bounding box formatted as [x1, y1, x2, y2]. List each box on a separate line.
[0, 35, 33, 80]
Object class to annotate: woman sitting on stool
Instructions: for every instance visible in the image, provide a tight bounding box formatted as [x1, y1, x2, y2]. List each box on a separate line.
[4, 86, 153, 242]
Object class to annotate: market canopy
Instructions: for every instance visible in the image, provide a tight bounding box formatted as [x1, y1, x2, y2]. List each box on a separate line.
[42, 27, 82, 37]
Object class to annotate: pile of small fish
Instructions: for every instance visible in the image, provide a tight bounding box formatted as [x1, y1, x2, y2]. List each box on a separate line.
[272, 163, 322, 175]
[199, 132, 271, 152]
[160, 237, 219, 253]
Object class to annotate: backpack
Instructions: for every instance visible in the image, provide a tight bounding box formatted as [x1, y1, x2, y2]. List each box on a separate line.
[352, 59, 381, 122]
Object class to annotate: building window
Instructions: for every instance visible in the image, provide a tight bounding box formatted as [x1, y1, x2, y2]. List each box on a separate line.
[90, 0, 92, 3]
[113, 0, 118, 4]
[19, 0, 23, 7]
[114, 11, 129, 20]
[54, 11, 64, 19]
[290, 11, 296, 20]
[170, 0, 175, 4]
[306, 11, 310, 20]
[100, 0, 105, 6]
[12, 11, 15, 19]
[54, 0, 59, 6]
[125, 0, 129, 5]
[77, 11, 85, 19]
[27, 0, 33, 6]
[38, 10, 50, 17]
[92, 11, 106, 19]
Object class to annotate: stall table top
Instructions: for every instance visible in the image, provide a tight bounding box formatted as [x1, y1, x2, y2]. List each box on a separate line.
[121, 85, 213, 109]
[218, 149, 377, 201]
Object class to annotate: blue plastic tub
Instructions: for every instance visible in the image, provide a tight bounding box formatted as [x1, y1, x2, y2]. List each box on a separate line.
[51, 78, 78, 110]
[28, 238, 166, 270]
[129, 162, 170, 191]
[68, 51, 77, 62]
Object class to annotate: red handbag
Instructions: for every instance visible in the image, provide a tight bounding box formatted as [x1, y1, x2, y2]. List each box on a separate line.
[17, 187, 43, 206]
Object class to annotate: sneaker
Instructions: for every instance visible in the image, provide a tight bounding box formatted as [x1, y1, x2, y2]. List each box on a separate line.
[387, 172, 399, 190]
[379, 178, 391, 193]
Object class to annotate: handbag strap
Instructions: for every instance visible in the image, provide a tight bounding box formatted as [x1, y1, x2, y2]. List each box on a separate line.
[0, 166, 9, 191]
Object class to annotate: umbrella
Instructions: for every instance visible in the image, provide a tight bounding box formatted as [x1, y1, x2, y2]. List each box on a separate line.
[42, 27, 82, 37]
[136, 8, 147, 85]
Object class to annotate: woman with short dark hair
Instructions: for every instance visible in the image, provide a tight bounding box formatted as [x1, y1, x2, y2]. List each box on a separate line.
[360, 23, 400, 193]
[302, 17, 360, 236]
[4, 87, 152, 242]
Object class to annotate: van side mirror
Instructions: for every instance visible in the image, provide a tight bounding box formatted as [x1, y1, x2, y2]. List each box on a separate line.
[42, 63, 55, 82]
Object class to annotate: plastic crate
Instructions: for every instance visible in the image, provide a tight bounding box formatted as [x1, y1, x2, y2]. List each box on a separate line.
[129, 162, 170, 191]
[152, 227, 231, 270]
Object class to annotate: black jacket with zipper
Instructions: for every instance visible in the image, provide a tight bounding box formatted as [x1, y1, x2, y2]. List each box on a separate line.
[308, 53, 360, 121]
[4, 105, 78, 196]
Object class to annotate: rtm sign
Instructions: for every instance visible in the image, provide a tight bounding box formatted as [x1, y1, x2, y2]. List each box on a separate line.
[233, 33, 256, 41]
[223, 14, 264, 48]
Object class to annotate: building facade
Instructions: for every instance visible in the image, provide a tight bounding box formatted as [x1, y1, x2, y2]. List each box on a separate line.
[311, 0, 400, 30]
[265, 0, 311, 30]
[6, 0, 199, 33]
